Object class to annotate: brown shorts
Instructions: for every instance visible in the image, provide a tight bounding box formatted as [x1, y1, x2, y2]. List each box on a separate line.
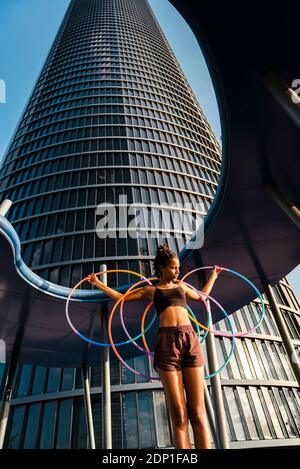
[153, 325, 205, 372]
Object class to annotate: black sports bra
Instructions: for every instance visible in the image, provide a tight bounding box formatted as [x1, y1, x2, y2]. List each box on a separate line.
[153, 284, 187, 316]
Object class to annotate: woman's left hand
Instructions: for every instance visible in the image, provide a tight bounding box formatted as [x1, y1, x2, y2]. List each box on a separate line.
[211, 265, 222, 278]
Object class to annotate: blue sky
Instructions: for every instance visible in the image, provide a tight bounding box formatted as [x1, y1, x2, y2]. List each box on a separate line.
[0, 0, 299, 299]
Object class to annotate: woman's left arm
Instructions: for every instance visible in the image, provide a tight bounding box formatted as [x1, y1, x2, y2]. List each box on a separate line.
[180, 266, 222, 301]
[200, 266, 222, 299]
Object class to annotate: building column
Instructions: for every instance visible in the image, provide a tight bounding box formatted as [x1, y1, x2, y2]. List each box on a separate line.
[205, 300, 230, 449]
[264, 283, 300, 386]
[81, 365, 96, 449]
[263, 72, 300, 228]
[0, 351, 18, 449]
[263, 71, 300, 129]
[100, 264, 112, 449]
[264, 182, 300, 230]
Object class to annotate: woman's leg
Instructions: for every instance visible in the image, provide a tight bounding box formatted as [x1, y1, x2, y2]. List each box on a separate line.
[182, 366, 211, 449]
[156, 367, 191, 449]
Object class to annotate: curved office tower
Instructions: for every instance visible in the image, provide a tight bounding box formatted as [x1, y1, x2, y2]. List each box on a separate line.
[0, 0, 299, 450]
[0, 0, 221, 287]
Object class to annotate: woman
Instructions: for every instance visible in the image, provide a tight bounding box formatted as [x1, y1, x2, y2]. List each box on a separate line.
[87, 243, 222, 449]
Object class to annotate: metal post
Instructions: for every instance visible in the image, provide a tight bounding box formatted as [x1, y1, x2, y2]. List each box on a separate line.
[0, 199, 12, 217]
[205, 300, 230, 449]
[203, 381, 219, 448]
[100, 264, 112, 449]
[81, 365, 96, 449]
[149, 355, 160, 448]
[265, 182, 300, 230]
[0, 352, 18, 449]
[263, 71, 300, 129]
[265, 283, 300, 386]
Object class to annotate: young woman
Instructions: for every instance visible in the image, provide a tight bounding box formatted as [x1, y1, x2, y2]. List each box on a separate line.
[87, 244, 222, 449]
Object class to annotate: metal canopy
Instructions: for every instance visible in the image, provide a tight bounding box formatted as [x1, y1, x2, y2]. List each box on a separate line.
[171, 0, 300, 316]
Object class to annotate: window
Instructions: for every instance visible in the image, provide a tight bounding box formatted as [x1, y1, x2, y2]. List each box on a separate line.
[6, 406, 25, 449]
[32, 366, 46, 395]
[52, 238, 63, 263]
[122, 393, 139, 448]
[71, 399, 87, 449]
[75, 211, 85, 231]
[153, 390, 172, 447]
[69, 191, 78, 208]
[23, 404, 42, 449]
[138, 237, 148, 256]
[150, 188, 159, 205]
[46, 368, 61, 393]
[223, 339, 242, 379]
[16, 365, 32, 398]
[56, 213, 66, 233]
[66, 212, 75, 232]
[56, 400, 73, 449]
[248, 387, 272, 439]
[223, 388, 246, 440]
[244, 339, 265, 380]
[128, 237, 138, 256]
[272, 388, 299, 437]
[138, 391, 156, 448]
[234, 340, 253, 379]
[59, 266, 70, 287]
[155, 172, 163, 186]
[84, 234, 94, 258]
[39, 401, 57, 449]
[73, 236, 84, 260]
[22, 244, 33, 265]
[131, 169, 138, 184]
[106, 238, 116, 257]
[133, 188, 142, 204]
[42, 239, 53, 265]
[49, 267, 59, 284]
[19, 221, 29, 241]
[236, 387, 259, 439]
[260, 388, 285, 439]
[159, 190, 167, 205]
[62, 237, 73, 262]
[61, 368, 75, 391]
[47, 214, 57, 236]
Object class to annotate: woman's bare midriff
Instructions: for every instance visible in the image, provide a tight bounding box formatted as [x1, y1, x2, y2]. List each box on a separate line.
[158, 305, 192, 328]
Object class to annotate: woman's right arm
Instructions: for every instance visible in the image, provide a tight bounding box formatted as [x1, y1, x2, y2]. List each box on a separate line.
[87, 274, 152, 302]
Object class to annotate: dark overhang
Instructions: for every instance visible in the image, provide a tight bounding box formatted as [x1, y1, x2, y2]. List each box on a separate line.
[171, 0, 300, 317]
[0, 1, 299, 366]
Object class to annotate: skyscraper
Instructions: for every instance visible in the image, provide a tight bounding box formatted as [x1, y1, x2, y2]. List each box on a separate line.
[0, 0, 299, 449]
[0, 0, 221, 288]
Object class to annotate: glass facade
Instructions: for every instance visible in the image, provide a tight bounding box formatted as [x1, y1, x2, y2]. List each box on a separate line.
[1, 279, 300, 448]
[0, 0, 299, 449]
[0, 0, 221, 288]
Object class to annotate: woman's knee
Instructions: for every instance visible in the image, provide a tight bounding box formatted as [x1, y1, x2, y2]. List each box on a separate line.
[187, 405, 207, 426]
[170, 405, 188, 428]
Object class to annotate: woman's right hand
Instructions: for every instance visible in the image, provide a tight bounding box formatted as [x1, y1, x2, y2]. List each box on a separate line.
[87, 273, 101, 286]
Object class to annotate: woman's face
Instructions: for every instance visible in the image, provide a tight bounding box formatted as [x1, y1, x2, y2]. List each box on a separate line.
[159, 256, 180, 281]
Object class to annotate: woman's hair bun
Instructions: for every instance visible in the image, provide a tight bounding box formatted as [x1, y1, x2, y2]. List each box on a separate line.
[157, 243, 170, 253]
